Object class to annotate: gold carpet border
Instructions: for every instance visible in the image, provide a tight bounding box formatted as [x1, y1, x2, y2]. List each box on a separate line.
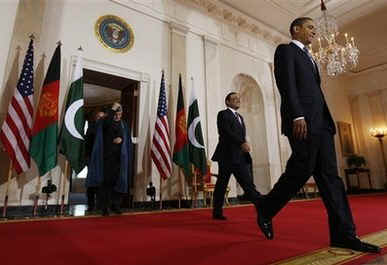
[271, 229, 387, 265]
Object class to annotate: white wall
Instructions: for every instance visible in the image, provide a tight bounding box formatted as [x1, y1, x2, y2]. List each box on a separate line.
[0, 0, 19, 207]
[323, 75, 356, 184]
[343, 68, 387, 189]
[217, 40, 281, 194]
[0, 0, 19, 95]
[318, 64, 387, 190]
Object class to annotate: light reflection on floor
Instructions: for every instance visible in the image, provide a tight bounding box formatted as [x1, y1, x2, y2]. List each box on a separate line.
[70, 204, 87, 217]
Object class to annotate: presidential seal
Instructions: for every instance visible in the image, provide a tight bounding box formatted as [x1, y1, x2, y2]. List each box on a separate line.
[95, 15, 134, 53]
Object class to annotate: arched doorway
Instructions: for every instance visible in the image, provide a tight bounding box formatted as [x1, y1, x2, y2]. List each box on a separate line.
[232, 74, 271, 194]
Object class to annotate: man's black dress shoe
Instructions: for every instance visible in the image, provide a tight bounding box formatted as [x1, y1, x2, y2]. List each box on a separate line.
[213, 214, 227, 220]
[331, 238, 381, 253]
[256, 209, 273, 239]
[255, 201, 273, 240]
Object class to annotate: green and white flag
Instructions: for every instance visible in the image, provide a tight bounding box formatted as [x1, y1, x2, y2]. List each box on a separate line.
[188, 77, 207, 175]
[58, 54, 86, 174]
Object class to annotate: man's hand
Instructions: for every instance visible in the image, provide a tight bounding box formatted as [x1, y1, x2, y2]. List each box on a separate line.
[112, 102, 121, 111]
[113, 137, 122, 144]
[241, 142, 251, 153]
[293, 119, 307, 140]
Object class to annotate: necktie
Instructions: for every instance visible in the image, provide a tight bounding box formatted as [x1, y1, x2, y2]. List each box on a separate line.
[303, 47, 317, 73]
[235, 112, 242, 124]
[303, 47, 315, 64]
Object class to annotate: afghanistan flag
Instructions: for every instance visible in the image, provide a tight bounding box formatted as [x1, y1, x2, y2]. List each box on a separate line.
[58, 54, 86, 174]
[173, 74, 191, 178]
[30, 44, 61, 176]
[187, 78, 207, 175]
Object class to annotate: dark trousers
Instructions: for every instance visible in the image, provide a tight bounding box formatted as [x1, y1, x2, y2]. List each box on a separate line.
[264, 130, 356, 241]
[101, 155, 121, 211]
[213, 158, 261, 215]
[86, 187, 99, 210]
[99, 185, 122, 211]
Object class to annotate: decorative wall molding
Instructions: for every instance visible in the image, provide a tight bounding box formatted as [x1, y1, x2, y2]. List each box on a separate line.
[175, 0, 288, 45]
[110, 0, 277, 63]
[348, 62, 387, 77]
[169, 21, 189, 36]
[202, 34, 219, 46]
[79, 57, 151, 83]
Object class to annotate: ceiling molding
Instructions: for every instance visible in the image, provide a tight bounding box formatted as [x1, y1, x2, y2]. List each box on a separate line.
[270, 0, 321, 17]
[175, 0, 289, 45]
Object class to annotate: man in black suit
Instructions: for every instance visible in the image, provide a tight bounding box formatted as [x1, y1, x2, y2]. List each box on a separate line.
[212, 92, 261, 220]
[256, 17, 380, 253]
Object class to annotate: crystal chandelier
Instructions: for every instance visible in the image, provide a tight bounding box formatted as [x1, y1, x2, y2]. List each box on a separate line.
[309, 0, 360, 77]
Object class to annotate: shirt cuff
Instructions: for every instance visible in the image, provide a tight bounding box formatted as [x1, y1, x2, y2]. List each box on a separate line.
[293, 117, 305, 121]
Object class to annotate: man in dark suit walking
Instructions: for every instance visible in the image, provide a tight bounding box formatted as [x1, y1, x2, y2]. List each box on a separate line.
[212, 92, 261, 220]
[256, 17, 380, 253]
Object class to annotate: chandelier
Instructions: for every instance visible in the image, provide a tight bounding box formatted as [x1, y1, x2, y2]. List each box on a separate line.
[309, 0, 360, 77]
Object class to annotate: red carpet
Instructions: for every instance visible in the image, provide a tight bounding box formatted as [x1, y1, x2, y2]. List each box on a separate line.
[1, 194, 386, 265]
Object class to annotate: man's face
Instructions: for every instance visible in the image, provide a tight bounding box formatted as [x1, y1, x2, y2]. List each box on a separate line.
[293, 19, 316, 45]
[226, 93, 241, 110]
[95, 112, 105, 121]
[113, 111, 122, 121]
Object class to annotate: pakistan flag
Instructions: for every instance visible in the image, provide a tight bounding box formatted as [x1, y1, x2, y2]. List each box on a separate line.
[58, 55, 86, 174]
[187, 78, 207, 175]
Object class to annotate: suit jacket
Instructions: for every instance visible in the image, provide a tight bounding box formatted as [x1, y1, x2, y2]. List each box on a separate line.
[212, 108, 252, 164]
[274, 42, 336, 136]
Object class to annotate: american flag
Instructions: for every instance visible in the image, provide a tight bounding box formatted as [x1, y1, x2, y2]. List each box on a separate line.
[151, 72, 172, 180]
[0, 39, 34, 174]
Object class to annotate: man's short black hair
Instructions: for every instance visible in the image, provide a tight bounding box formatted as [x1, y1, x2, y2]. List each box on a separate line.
[289, 17, 313, 37]
[225, 92, 237, 105]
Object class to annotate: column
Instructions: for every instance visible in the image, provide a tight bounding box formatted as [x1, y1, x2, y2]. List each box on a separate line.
[168, 22, 189, 200]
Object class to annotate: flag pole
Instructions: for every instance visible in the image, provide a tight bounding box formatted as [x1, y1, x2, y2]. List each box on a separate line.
[60, 161, 69, 216]
[177, 168, 183, 209]
[2, 161, 13, 218]
[159, 175, 162, 210]
[160, 69, 163, 210]
[56, 166, 62, 215]
[33, 174, 41, 216]
[192, 165, 197, 208]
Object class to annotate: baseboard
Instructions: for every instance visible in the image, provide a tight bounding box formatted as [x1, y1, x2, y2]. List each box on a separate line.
[0, 198, 241, 220]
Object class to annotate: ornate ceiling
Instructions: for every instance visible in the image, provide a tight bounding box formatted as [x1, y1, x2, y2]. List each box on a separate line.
[180, 0, 387, 73]
[220, 0, 387, 37]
